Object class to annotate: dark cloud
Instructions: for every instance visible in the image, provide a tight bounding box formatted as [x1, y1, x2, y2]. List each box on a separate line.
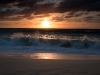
[74, 13, 83, 17]
[15, 0, 44, 7]
[35, 14, 51, 18]
[9, 16, 24, 21]
[0, 0, 100, 21]
[84, 12, 89, 15]
[52, 16, 64, 22]
[83, 16, 98, 23]
[0, 0, 55, 21]
[0, 9, 19, 17]
[65, 12, 83, 18]
[0, 15, 24, 21]
[68, 12, 75, 16]
[97, 14, 100, 16]
[0, 0, 18, 5]
[19, 8, 34, 15]
[84, 19, 100, 23]
[34, 3, 55, 15]
[0, 0, 44, 6]
[85, 16, 94, 19]
[57, 0, 100, 12]
[65, 15, 73, 18]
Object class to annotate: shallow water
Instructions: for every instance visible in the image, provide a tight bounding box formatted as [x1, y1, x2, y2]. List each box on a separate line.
[1, 52, 100, 60]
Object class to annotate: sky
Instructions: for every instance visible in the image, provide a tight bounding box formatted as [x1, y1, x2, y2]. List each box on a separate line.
[0, 0, 100, 29]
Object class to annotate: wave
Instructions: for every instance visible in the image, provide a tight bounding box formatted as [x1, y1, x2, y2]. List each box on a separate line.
[0, 29, 100, 54]
[0, 33, 100, 50]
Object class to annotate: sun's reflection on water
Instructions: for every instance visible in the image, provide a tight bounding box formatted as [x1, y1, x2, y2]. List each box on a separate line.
[24, 53, 100, 60]
[4, 53, 100, 60]
[28, 53, 65, 59]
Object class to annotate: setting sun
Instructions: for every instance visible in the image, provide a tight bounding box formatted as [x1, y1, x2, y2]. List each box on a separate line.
[41, 18, 51, 28]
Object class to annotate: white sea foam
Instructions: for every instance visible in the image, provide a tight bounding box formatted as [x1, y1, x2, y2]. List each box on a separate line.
[0, 33, 100, 54]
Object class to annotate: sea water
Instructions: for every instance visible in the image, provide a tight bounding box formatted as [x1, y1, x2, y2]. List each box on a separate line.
[0, 28, 100, 55]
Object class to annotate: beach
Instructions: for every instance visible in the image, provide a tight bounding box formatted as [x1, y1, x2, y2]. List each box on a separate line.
[0, 29, 100, 75]
[0, 54, 100, 75]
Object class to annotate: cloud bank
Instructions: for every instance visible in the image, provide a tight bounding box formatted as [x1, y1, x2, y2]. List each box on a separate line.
[0, 0, 100, 21]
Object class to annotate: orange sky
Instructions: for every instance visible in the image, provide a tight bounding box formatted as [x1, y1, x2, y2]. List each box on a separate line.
[0, 0, 100, 29]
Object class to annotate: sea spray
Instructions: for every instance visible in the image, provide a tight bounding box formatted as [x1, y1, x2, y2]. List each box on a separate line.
[0, 29, 100, 54]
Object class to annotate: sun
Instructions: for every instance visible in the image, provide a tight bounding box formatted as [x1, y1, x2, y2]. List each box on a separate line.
[41, 18, 51, 28]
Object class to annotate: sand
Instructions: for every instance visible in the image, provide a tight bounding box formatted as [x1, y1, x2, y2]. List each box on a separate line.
[0, 54, 100, 75]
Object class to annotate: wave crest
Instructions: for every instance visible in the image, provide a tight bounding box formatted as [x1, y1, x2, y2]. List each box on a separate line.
[0, 33, 100, 50]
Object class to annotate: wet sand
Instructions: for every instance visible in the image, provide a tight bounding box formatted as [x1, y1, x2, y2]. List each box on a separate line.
[0, 54, 100, 75]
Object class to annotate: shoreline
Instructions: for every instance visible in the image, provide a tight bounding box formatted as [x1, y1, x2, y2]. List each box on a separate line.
[0, 52, 100, 60]
[0, 53, 100, 75]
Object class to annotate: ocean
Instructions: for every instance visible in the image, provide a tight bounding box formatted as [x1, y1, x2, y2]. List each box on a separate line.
[0, 28, 100, 55]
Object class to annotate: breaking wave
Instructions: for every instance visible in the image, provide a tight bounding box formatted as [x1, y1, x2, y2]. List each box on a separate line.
[0, 33, 100, 50]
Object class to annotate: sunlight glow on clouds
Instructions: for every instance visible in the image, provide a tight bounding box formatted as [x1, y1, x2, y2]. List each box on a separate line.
[0, 0, 100, 28]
